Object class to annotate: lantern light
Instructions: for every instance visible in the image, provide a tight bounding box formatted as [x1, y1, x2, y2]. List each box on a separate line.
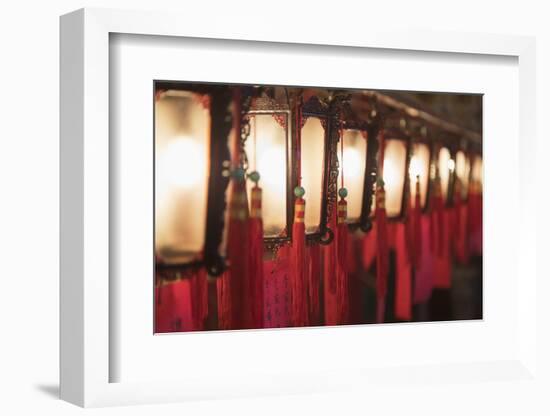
[366, 114, 410, 220]
[438, 146, 453, 201]
[381, 138, 408, 218]
[301, 117, 324, 232]
[246, 114, 288, 236]
[448, 159, 455, 171]
[409, 155, 421, 178]
[471, 154, 483, 189]
[408, 142, 431, 208]
[157, 137, 205, 190]
[338, 93, 380, 231]
[455, 150, 471, 199]
[155, 91, 210, 262]
[300, 99, 328, 236]
[341, 129, 367, 223]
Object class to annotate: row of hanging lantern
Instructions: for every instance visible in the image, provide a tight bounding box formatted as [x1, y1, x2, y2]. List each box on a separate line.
[154, 82, 483, 282]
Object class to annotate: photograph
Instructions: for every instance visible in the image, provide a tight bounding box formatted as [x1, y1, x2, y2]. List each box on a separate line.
[153, 82, 483, 332]
[0, 0, 545, 412]
[0, 0, 540, 411]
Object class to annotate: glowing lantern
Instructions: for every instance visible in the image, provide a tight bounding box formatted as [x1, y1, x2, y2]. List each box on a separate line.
[299, 95, 332, 242]
[471, 154, 483, 191]
[338, 94, 380, 231]
[341, 129, 367, 222]
[408, 142, 431, 209]
[454, 150, 471, 200]
[244, 96, 291, 243]
[154, 85, 232, 276]
[438, 146, 453, 202]
[381, 138, 409, 218]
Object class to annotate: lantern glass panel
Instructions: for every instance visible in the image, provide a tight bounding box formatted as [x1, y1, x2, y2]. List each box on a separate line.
[383, 139, 407, 218]
[301, 117, 325, 233]
[342, 129, 367, 222]
[455, 150, 470, 199]
[155, 91, 209, 263]
[409, 143, 430, 208]
[245, 114, 288, 237]
[438, 147, 453, 199]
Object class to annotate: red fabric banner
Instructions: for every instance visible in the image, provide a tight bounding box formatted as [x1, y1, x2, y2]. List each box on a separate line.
[155, 276, 196, 333]
[264, 247, 291, 328]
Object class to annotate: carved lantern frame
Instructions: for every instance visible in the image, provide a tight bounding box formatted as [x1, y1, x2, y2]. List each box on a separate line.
[245, 94, 294, 249]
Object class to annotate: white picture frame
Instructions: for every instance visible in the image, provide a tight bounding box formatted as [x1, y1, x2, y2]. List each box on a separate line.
[60, 7, 537, 408]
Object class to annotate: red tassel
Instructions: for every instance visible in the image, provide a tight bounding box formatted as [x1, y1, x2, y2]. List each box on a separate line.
[323, 209, 338, 325]
[347, 234, 363, 324]
[346, 231, 359, 275]
[361, 223, 377, 271]
[452, 182, 468, 264]
[405, 179, 415, 266]
[375, 183, 389, 323]
[468, 180, 483, 255]
[216, 87, 251, 330]
[337, 200, 349, 272]
[216, 178, 249, 330]
[413, 214, 435, 304]
[434, 208, 452, 289]
[393, 222, 412, 321]
[190, 269, 208, 330]
[247, 185, 264, 329]
[336, 199, 349, 324]
[229, 179, 249, 329]
[411, 177, 423, 268]
[325, 209, 338, 295]
[307, 243, 321, 325]
[216, 271, 231, 330]
[430, 175, 445, 257]
[460, 202, 469, 262]
[290, 197, 308, 327]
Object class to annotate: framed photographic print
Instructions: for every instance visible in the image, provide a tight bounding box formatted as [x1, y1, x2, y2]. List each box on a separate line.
[60, 7, 537, 408]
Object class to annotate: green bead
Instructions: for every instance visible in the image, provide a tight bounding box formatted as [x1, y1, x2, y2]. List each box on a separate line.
[294, 186, 305, 198]
[248, 170, 260, 183]
[338, 188, 348, 198]
[376, 177, 385, 188]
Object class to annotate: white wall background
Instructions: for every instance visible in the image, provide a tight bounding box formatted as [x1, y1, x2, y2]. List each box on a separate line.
[0, 1, 548, 415]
